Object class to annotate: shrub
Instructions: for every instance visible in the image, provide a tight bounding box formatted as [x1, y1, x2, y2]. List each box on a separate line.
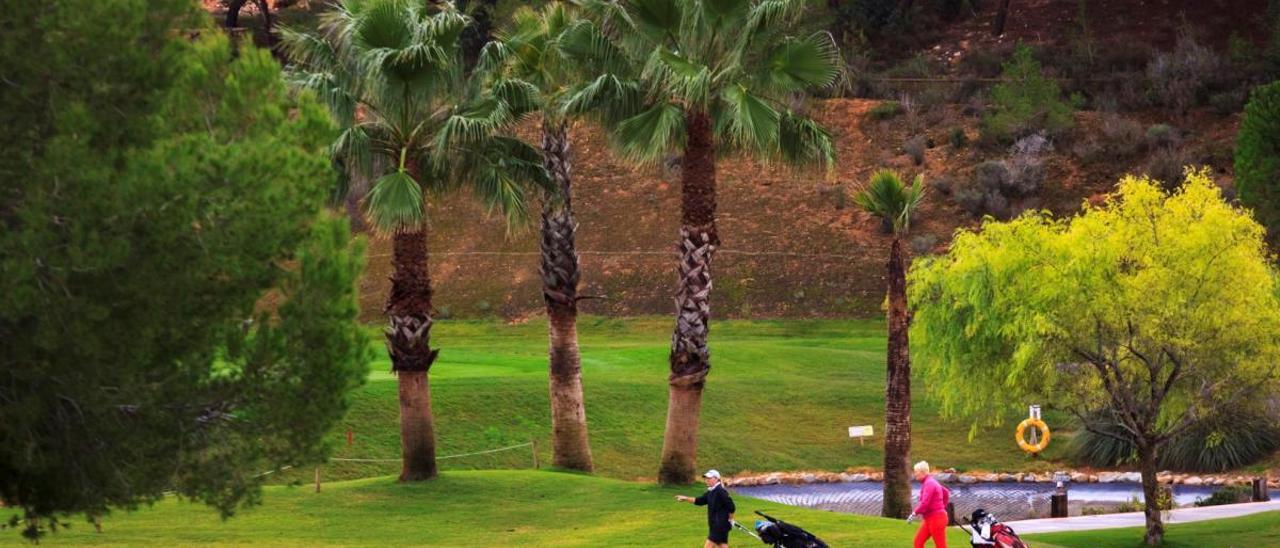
[869, 100, 903, 120]
[1146, 30, 1225, 113]
[910, 233, 939, 255]
[983, 44, 1076, 143]
[904, 134, 927, 165]
[1114, 489, 1171, 513]
[1005, 153, 1045, 195]
[960, 47, 1006, 78]
[929, 175, 954, 196]
[1114, 496, 1144, 513]
[1195, 485, 1250, 507]
[1210, 89, 1247, 115]
[1070, 138, 1103, 164]
[1237, 80, 1280, 234]
[831, 0, 899, 31]
[885, 54, 939, 79]
[954, 161, 1012, 218]
[949, 127, 969, 148]
[1071, 407, 1280, 472]
[1100, 114, 1145, 158]
[1229, 32, 1257, 68]
[1145, 123, 1178, 148]
[1144, 148, 1193, 189]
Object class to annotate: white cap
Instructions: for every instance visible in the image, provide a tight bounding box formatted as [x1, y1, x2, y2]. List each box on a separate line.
[703, 469, 721, 479]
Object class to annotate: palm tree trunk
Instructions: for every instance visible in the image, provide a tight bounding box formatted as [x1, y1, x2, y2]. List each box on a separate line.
[540, 121, 593, 472]
[1138, 443, 1165, 545]
[882, 236, 913, 517]
[659, 109, 718, 485]
[387, 228, 440, 482]
[225, 0, 246, 28]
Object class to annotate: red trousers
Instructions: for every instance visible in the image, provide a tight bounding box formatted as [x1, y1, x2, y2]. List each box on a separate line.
[913, 511, 947, 548]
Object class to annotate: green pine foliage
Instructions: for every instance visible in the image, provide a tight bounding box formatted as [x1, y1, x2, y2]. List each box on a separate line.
[0, 2, 368, 539]
[1236, 80, 1280, 236]
[982, 44, 1077, 143]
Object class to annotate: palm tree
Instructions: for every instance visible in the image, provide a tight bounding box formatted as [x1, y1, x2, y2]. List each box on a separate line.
[481, 3, 596, 472]
[569, 0, 841, 484]
[281, 0, 550, 481]
[853, 170, 925, 518]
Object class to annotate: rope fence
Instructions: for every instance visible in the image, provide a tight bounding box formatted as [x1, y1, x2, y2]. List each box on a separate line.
[328, 441, 534, 463]
[257, 440, 543, 492]
[364, 248, 884, 260]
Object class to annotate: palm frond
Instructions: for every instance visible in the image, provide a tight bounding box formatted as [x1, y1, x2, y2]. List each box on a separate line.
[701, 0, 752, 22]
[420, 3, 469, 48]
[476, 39, 513, 74]
[563, 73, 644, 122]
[741, 0, 805, 41]
[613, 101, 685, 164]
[854, 169, 926, 234]
[558, 19, 632, 77]
[333, 124, 374, 179]
[627, 0, 683, 42]
[463, 136, 553, 229]
[364, 170, 425, 232]
[720, 84, 779, 153]
[761, 32, 841, 93]
[431, 97, 513, 162]
[491, 78, 542, 119]
[642, 47, 711, 108]
[778, 110, 835, 167]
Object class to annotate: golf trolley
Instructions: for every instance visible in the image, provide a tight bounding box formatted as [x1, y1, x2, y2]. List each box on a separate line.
[732, 510, 828, 548]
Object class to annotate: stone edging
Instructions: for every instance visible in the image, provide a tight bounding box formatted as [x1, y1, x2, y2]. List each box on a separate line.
[724, 469, 1280, 489]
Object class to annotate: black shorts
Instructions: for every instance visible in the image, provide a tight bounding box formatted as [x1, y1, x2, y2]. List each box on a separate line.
[708, 525, 731, 543]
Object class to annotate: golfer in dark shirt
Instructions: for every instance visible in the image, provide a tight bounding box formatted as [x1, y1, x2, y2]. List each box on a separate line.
[675, 469, 736, 547]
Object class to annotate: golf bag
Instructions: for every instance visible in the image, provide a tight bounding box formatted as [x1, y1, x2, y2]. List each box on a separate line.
[750, 511, 828, 548]
[961, 509, 1028, 548]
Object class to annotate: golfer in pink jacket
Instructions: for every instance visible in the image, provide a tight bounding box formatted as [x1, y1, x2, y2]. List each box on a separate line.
[909, 460, 950, 548]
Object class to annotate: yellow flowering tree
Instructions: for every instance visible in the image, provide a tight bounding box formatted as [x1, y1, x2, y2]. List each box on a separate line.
[909, 170, 1280, 546]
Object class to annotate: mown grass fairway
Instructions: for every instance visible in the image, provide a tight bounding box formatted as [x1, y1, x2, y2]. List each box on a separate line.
[293, 317, 1072, 485]
[26, 471, 961, 546]
[25, 471, 1278, 546]
[1026, 510, 1280, 547]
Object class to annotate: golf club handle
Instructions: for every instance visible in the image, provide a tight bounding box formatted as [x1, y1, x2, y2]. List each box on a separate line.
[732, 521, 761, 539]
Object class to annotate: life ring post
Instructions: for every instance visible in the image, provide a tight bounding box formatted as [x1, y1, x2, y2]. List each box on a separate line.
[1016, 408, 1051, 455]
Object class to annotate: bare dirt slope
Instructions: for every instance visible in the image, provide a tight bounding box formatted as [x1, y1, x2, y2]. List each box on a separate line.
[355, 96, 1241, 321]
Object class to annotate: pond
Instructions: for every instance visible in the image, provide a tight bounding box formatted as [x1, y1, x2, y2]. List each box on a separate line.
[733, 481, 1222, 521]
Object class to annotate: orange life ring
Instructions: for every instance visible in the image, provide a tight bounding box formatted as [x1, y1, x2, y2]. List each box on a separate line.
[1016, 418, 1051, 454]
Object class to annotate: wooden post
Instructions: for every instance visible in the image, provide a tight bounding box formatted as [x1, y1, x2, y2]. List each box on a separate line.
[1254, 478, 1271, 502]
[1050, 493, 1069, 517]
[531, 440, 540, 469]
[314, 466, 321, 493]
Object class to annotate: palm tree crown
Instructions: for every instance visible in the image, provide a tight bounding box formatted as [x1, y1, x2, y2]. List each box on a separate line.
[564, 0, 842, 165]
[855, 170, 925, 235]
[281, 0, 550, 231]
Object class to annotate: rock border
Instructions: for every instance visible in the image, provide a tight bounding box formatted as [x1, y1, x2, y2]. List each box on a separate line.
[724, 469, 1279, 489]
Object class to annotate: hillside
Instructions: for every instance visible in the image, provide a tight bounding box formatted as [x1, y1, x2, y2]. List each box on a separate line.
[353, 99, 1244, 321]
[204, 0, 1273, 321]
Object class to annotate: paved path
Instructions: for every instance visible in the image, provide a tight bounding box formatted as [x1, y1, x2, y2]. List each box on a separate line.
[1009, 500, 1280, 534]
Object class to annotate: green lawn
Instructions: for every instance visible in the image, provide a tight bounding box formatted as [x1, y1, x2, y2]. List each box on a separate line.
[32, 471, 962, 546]
[1027, 511, 1280, 547]
[294, 317, 1076, 485]
[28, 470, 1280, 546]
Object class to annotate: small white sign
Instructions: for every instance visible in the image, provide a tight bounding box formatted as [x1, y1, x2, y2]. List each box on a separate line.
[848, 425, 874, 438]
